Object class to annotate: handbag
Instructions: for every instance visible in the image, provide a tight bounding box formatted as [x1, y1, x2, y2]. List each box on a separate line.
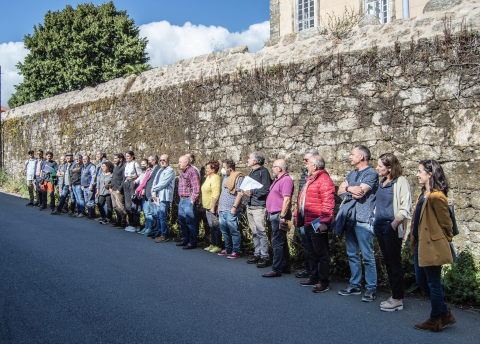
[450, 242, 457, 262]
[449, 205, 459, 236]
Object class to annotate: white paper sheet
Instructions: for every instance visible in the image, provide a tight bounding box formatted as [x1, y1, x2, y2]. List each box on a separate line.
[42, 165, 53, 173]
[239, 176, 263, 191]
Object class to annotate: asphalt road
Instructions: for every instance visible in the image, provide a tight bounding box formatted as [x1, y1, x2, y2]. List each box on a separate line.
[1, 191, 479, 344]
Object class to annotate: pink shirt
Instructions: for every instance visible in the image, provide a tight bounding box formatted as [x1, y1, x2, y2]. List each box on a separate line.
[136, 170, 152, 194]
[266, 172, 294, 213]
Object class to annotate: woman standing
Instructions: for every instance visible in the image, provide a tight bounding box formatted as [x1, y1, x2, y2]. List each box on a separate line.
[124, 151, 141, 232]
[95, 161, 114, 225]
[410, 159, 455, 332]
[201, 160, 222, 253]
[135, 159, 153, 235]
[374, 153, 412, 312]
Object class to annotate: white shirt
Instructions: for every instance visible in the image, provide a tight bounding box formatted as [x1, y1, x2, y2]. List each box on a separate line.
[124, 161, 140, 178]
[25, 159, 36, 181]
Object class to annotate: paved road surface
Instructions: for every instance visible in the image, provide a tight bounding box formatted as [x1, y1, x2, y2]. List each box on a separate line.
[1, 192, 479, 343]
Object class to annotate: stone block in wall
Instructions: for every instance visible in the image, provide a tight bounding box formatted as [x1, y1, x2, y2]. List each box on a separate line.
[415, 126, 445, 145]
[452, 108, 480, 146]
[423, 0, 463, 13]
[337, 116, 360, 131]
[397, 88, 434, 107]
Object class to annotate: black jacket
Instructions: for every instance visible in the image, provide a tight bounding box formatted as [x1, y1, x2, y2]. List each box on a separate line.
[111, 164, 125, 192]
[298, 167, 308, 198]
[69, 162, 83, 186]
[243, 166, 271, 207]
[144, 165, 160, 200]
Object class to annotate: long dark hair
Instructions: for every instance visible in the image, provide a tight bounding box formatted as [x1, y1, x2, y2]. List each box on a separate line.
[419, 159, 449, 195]
[125, 151, 135, 160]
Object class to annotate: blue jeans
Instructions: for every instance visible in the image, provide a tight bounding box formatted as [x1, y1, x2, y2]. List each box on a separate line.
[156, 201, 170, 237]
[82, 187, 96, 217]
[142, 198, 154, 230]
[57, 184, 70, 211]
[71, 185, 85, 214]
[345, 221, 377, 289]
[178, 198, 197, 245]
[415, 243, 448, 318]
[219, 211, 241, 253]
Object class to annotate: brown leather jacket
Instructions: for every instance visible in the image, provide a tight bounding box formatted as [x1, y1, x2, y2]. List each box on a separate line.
[410, 190, 453, 267]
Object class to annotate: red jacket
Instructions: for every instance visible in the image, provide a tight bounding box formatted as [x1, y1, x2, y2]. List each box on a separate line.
[294, 170, 335, 226]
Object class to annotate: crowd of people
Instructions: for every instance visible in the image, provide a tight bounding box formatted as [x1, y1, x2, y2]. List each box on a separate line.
[22, 145, 456, 332]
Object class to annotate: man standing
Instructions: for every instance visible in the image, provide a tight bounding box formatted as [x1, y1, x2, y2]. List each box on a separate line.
[176, 155, 200, 249]
[56, 155, 69, 213]
[243, 151, 272, 268]
[337, 145, 379, 302]
[33, 150, 45, 208]
[94, 151, 107, 221]
[151, 154, 175, 242]
[24, 150, 37, 206]
[139, 154, 160, 236]
[217, 159, 244, 259]
[81, 155, 97, 220]
[69, 154, 85, 217]
[295, 149, 319, 279]
[52, 153, 74, 215]
[262, 159, 294, 277]
[110, 153, 127, 229]
[294, 156, 335, 292]
[39, 151, 58, 211]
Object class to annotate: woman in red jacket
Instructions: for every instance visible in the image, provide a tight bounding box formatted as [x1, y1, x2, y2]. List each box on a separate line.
[294, 155, 335, 293]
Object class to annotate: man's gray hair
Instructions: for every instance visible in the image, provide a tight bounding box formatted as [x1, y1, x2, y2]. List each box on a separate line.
[305, 149, 319, 156]
[278, 161, 288, 172]
[149, 154, 159, 163]
[354, 145, 371, 161]
[310, 155, 325, 170]
[251, 151, 265, 166]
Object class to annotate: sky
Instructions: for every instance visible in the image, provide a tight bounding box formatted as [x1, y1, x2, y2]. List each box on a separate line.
[0, 0, 270, 108]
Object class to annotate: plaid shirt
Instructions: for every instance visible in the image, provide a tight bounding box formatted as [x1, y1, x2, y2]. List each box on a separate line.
[178, 165, 200, 203]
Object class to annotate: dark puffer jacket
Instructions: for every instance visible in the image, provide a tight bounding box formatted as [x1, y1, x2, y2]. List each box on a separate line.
[294, 170, 335, 226]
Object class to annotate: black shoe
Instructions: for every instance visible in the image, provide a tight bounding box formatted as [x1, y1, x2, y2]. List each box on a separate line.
[247, 256, 261, 264]
[26, 202, 34, 206]
[33, 203, 39, 207]
[362, 289, 376, 302]
[256, 258, 271, 268]
[282, 268, 291, 274]
[176, 242, 188, 246]
[182, 244, 197, 250]
[295, 270, 312, 278]
[338, 284, 362, 296]
[147, 231, 157, 237]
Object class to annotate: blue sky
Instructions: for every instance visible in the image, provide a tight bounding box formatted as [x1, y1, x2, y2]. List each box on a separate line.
[0, 0, 270, 107]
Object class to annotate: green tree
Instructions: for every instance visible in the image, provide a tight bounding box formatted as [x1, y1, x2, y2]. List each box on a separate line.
[8, 1, 149, 108]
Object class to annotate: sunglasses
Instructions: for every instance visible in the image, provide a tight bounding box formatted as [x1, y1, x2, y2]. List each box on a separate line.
[160, 159, 167, 162]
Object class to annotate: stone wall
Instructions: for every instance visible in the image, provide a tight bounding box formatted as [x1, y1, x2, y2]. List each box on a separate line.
[2, 1, 480, 255]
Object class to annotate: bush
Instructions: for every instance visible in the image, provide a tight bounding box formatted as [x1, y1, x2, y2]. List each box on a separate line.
[442, 249, 480, 306]
[0, 168, 30, 198]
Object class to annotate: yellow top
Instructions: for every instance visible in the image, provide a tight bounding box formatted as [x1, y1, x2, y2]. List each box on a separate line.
[201, 174, 221, 209]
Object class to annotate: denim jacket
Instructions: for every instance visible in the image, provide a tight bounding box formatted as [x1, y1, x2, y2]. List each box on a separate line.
[151, 165, 175, 202]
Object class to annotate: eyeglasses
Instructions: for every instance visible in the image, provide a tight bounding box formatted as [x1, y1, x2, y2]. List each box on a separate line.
[272, 166, 280, 169]
[159, 159, 167, 162]
[303, 159, 309, 162]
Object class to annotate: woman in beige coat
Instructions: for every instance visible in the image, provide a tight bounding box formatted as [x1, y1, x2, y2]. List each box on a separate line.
[410, 159, 455, 332]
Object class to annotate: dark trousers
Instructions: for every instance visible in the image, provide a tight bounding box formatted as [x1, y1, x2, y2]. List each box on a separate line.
[374, 221, 405, 299]
[414, 243, 449, 318]
[35, 179, 43, 206]
[206, 210, 222, 247]
[270, 213, 291, 273]
[305, 224, 330, 286]
[124, 179, 140, 226]
[98, 195, 113, 219]
[300, 226, 312, 273]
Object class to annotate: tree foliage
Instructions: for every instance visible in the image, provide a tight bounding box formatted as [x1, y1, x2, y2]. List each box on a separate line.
[8, 1, 149, 108]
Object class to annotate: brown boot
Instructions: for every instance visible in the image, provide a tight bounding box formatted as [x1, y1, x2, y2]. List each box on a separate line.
[441, 308, 456, 328]
[414, 317, 443, 332]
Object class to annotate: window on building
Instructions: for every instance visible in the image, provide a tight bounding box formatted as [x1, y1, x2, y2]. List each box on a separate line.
[365, 0, 389, 24]
[297, 0, 315, 31]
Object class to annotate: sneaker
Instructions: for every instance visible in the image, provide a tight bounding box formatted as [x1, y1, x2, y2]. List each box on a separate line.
[163, 238, 170, 242]
[39, 206, 47, 211]
[99, 220, 109, 225]
[246, 256, 261, 264]
[204, 245, 214, 251]
[312, 284, 330, 293]
[256, 258, 271, 268]
[218, 250, 231, 256]
[33, 203, 39, 207]
[380, 296, 394, 307]
[210, 246, 222, 253]
[143, 228, 153, 235]
[228, 252, 241, 259]
[95, 217, 104, 222]
[300, 279, 316, 287]
[67, 212, 75, 217]
[61, 208, 69, 213]
[26, 202, 34, 206]
[138, 229, 146, 234]
[362, 289, 376, 302]
[134, 226, 141, 232]
[125, 226, 136, 232]
[51, 211, 61, 215]
[295, 270, 312, 278]
[380, 298, 403, 312]
[338, 284, 362, 296]
[76, 213, 85, 218]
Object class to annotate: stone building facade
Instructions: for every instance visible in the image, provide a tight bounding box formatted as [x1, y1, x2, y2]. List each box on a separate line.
[2, 1, 480, 255]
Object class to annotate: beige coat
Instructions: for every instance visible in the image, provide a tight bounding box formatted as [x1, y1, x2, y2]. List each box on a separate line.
[393, 176, 412, 238]
[410, 190, 453, 267]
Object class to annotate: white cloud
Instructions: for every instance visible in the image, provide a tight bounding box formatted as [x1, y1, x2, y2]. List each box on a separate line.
[140, 21, 270, 68]
[0, 42, 28, 108]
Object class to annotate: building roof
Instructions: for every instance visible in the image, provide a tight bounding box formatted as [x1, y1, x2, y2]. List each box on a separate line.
[1, 106, 10, 112]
